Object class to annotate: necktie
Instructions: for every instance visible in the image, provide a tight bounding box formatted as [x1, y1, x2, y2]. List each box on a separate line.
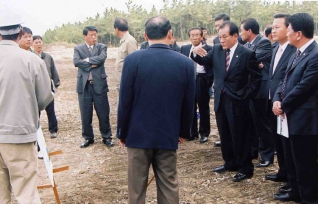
[280, 50, 301, 100]
[88, 46, 93, 81]
[273, 47, 283, 73]
[225, 49, 230, 72]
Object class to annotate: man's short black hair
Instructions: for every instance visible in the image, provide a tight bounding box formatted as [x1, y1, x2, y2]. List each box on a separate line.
[114, 17, 129, 31]
[145, 16, 171, 40]
[289, 13, 314, 39]
[83, 26, 98, 36]
[33, 35, 42, 41]
[214, 14, 230, 22]
[241, 18, 260, 34]
[264, 27, 272, 37]
[219, 21, 239, 36]
[274, 13, 291, 28]
[0, 25, 21, 40]
[188, 27, 203, 37]
[201, 27, 207, 31]
[22, 27, 32, 35]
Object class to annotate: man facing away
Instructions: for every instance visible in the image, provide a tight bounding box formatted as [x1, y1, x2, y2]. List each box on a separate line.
[117, 16, 195, 204]
[73, 26, 113, 148]
[33, 35, 60, 138]
[0, 12, 53, 203]
[114, 17, 138, 86]
[192, 21, 262, 182]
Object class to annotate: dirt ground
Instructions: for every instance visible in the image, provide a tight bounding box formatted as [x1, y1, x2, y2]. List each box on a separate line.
[34, 44, 297, 204]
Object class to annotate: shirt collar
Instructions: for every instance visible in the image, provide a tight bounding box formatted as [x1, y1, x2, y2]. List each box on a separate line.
[279, 41, 289, 51]
[120, 31, 130, 43]
[299, 38, 315, 53]
[229, 41, 238, 53]
[85, 43, 94, 49]
[250, 34, 259, 44]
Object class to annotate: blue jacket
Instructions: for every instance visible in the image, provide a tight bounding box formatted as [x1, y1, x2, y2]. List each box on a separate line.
[117, 44, 195, 150]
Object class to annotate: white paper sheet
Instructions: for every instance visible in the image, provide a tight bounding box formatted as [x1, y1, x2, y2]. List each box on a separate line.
[37, 126, 54, 187]
[277, 114, 289, 138]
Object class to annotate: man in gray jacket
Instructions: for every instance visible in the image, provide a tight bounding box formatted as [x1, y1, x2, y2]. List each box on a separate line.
[0, 13, 53, 203]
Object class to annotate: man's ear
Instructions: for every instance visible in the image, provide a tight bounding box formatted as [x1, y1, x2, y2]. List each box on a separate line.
[167, 29, 173, 41]
[144, 32, 149, 41]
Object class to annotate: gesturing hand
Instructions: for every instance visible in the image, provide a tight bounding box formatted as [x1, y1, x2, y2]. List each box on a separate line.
[193, 44, 207, 57]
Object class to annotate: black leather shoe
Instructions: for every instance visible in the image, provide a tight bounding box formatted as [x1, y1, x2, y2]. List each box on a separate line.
[265, 174, 287, 182]
[232, 172, 253, 182]
[256, 160, 272, 167]
[214, 141, 221, 147]
[200, 136, 208, 143]
[213, 165, 226, 173]
[274, 193, 301, 202]
[103, 139, 114, 147]
[80, 139, 94, 148]
[279, 184, 292, 194]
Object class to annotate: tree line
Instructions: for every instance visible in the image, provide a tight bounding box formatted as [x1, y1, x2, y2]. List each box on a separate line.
[42, 0, 318, 46]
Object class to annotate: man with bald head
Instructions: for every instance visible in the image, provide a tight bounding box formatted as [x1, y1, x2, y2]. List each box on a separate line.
[117, 16, 195, 203]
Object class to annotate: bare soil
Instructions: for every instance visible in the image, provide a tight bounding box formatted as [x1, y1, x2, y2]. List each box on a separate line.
[35, 44, 297, 204]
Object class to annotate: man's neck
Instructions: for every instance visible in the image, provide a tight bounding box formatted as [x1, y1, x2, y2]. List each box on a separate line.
[148, 39, 170, 46]
[297, 38, 312, 49]
[34, 50, 42, 55]
[248, 34, 258, 43]
[118, 31, 127, 39]
[278, 39, 288, 46]
[20, 46, 30, 50]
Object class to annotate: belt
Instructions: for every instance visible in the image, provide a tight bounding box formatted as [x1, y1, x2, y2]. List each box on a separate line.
[196, 73, 206, 76]
[87, 80, 93, 84]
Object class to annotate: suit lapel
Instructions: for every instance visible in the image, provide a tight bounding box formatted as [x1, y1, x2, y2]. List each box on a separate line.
[251, 35, 262, 51]
[91, 43, 98, 56]
[287, 41, 316, 73]
[269, 46, 279, 78]
[82, 44, 91, 57]
[226, 44, 242, 76]
[272, 44, 293, 78]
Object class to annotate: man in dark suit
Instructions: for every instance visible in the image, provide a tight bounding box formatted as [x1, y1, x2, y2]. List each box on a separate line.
[241, 18, 274, 167]
[272, 13, 318, 203]
[117, 16, 195, 203]
[213, 14, 245, 147]
[265, 14, 296, 197]
[73, 26, 113, 148]
[181, 27, 212, 143]
[192, 21, 262, 182]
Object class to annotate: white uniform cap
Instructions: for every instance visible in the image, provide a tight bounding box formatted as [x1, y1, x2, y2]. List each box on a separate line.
[0, 11, 24, 35]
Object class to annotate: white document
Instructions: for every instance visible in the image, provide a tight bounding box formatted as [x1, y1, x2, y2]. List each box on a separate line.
[277, 114, 289, 138]
[37, 126, 54, 187]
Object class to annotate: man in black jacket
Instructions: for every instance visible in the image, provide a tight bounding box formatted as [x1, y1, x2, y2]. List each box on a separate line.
[192, 21, 261, 182]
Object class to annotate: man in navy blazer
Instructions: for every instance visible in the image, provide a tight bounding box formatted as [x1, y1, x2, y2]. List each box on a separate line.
[181, 27, 212, 143]
[273, 13, 318, 203]
[264, 14, 296, 198]
[117, 16, 195, 203]
[192, 21, 262, 182]
[241, 18, 274, 167]
[73, 26, 113, 148]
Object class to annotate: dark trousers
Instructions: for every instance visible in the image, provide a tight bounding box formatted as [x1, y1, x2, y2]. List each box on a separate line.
[78, 82, 112, 141]
[248, 98, 274, 162]
[268, 100, 287, 179]
[288, 134, 318, 203]
[215, 94, 254, 174]
[191, 74, 210, 138]
[127, 148, 179, 204]
[45, 99, 58, 133]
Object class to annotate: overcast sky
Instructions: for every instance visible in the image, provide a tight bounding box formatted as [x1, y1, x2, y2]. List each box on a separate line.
[0, 0, 164, 35]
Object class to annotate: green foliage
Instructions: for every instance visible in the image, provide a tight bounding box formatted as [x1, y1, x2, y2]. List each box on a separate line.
[42, 0, 318, 46]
